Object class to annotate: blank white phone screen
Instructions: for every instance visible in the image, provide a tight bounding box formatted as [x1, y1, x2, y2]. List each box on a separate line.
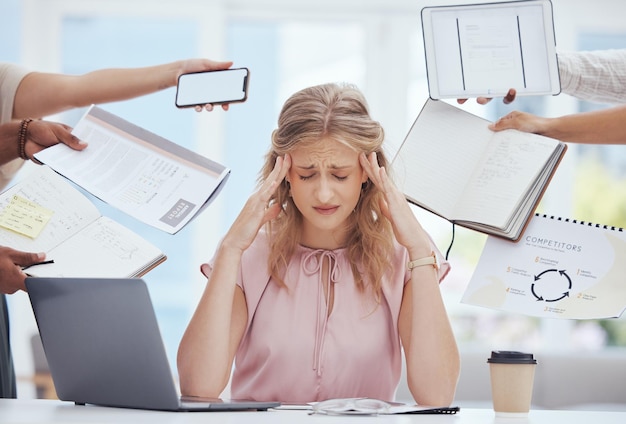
[176, 68, 248, 106]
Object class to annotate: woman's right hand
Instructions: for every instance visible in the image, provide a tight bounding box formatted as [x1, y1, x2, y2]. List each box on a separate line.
[221, 154, 291, 253]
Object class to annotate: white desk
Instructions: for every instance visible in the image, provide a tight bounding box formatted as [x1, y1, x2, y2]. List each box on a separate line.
[1, 399, 626, 424]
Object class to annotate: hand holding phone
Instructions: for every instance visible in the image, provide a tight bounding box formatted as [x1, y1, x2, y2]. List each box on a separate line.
[175, 67, 249, 108]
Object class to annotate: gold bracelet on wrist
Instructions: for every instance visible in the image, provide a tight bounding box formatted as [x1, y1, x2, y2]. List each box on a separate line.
[407, 251, 439, 271]
[18, 118, 33, 160]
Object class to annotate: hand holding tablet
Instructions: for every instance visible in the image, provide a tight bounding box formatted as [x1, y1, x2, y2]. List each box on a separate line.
[421, 0, 560, 100]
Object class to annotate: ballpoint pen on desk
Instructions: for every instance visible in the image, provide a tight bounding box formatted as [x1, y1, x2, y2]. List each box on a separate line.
[21, 259, 55, 271]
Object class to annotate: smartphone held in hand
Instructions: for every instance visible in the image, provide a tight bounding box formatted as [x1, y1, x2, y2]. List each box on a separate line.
[175, 67, 250, 108]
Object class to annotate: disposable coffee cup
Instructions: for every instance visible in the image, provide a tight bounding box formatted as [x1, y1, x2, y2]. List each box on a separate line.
[487, 350, 537, 417]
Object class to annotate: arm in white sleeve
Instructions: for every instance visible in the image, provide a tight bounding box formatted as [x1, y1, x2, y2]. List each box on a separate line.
[558, 49, 626, 104]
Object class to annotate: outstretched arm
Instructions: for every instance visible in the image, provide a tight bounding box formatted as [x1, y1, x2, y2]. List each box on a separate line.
[12, 59, 233, 119]
[489, 105, 626, 144]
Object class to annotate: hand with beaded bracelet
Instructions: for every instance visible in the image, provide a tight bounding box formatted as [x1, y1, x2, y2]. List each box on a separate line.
[0, 119, 87, 165]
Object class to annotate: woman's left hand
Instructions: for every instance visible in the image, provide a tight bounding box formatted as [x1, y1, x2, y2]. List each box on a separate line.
[359, 152, 431, 255]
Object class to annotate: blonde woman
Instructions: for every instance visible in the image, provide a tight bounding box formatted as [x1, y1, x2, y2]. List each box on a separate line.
[178, 83, 460, 406]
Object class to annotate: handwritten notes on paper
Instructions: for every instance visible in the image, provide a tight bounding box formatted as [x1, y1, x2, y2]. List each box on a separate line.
[391, 98, 566, 240]
[0, 166, 166, 278]
[0, 195, 54, 238]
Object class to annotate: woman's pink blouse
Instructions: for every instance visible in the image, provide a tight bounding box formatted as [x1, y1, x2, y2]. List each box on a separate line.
[206, 231, 449, 403]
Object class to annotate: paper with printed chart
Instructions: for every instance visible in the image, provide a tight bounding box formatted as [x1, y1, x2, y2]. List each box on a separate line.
[462, 213, 626, 319]
[34, 105, 230, 234]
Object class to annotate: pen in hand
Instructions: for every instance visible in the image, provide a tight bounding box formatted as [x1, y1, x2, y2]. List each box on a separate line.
[21, 259, 55, 271]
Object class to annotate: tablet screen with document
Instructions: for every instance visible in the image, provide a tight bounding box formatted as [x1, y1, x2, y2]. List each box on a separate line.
[421, 0, 560, 99]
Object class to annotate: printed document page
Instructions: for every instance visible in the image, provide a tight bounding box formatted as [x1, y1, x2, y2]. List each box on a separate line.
[458, 14, 526, 93]
[35, 106, 230, 234]
[462, 215, 626, 319]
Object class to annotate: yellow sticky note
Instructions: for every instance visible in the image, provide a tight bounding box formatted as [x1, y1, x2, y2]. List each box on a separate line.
[0, 195, 54, 239]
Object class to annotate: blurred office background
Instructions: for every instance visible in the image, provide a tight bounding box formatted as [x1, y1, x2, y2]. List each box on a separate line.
[1, 0, 625, 398]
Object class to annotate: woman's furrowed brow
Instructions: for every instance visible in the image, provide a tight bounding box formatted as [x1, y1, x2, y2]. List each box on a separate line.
[294, 164, 316, 171]
[295, 163, 353, 170]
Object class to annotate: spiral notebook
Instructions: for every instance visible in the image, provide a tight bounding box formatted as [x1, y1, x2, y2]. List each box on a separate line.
[462, 213, 626, 319]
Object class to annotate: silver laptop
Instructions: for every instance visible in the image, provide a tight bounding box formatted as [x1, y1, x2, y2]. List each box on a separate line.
[26, 277, 280, 412]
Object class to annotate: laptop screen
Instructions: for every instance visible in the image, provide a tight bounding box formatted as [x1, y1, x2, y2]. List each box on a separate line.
[26, 277, 279, 411]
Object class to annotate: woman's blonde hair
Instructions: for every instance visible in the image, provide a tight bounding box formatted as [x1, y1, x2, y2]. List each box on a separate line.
[260, 82, 394, 294]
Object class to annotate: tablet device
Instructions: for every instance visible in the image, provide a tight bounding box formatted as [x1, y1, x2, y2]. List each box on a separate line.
[421, 0, 560, 99]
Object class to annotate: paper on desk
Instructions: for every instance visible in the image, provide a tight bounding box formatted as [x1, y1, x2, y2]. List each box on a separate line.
[306, 398, 459, 415]
[462, 214, 626, 319]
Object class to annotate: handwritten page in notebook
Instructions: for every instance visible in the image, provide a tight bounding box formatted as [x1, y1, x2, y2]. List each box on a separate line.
[392, 99, 490, 218]
[459, 130, 561, 226]
[30, 216, 165, 278]
[392, 99, 565, 230]
[0, 166, 166, 278]
[0, 166, 101, 252]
